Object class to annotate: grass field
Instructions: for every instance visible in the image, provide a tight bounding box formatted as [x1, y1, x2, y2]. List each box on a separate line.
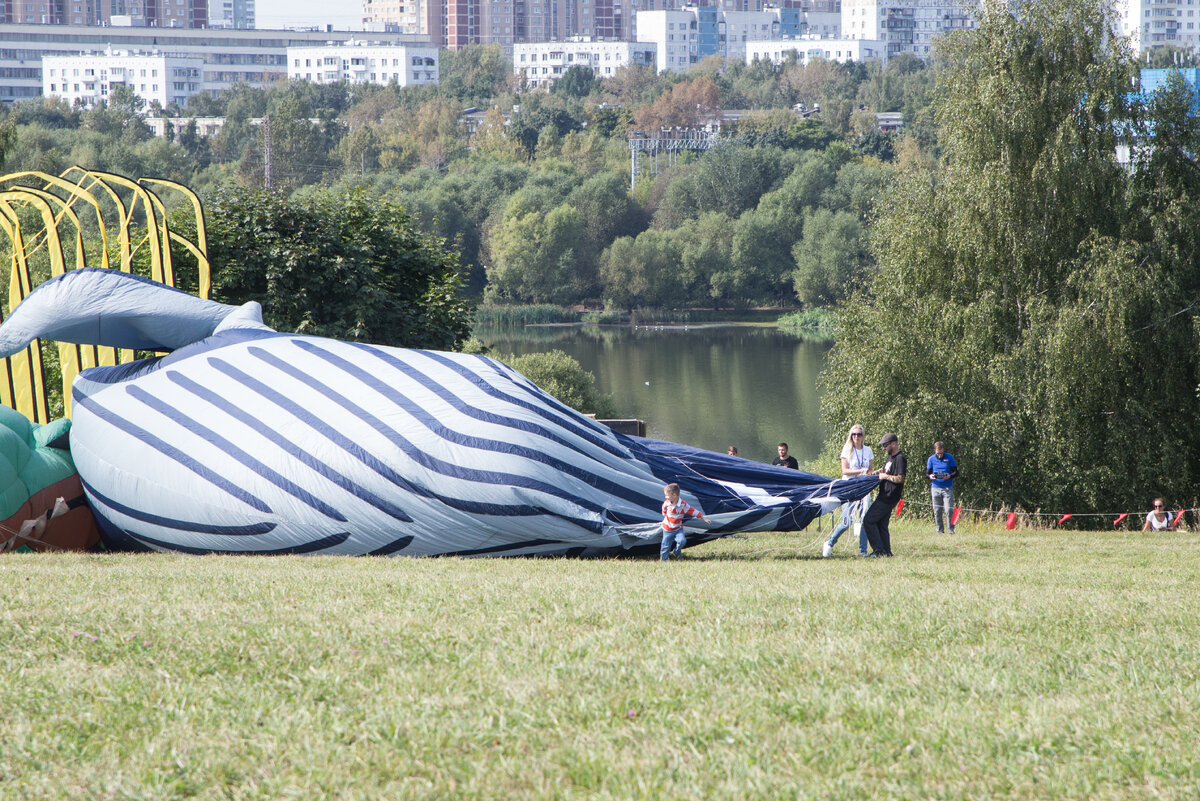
[2, 523, 1197, 800]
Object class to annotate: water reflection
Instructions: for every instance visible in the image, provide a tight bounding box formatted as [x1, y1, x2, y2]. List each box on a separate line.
[477, 323, 830, 464]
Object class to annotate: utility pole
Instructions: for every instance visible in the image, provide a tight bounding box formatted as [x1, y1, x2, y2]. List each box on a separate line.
[263, 115, 273, 190]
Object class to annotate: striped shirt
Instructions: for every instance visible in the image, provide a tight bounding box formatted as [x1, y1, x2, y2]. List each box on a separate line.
[662, 498, 702, 532]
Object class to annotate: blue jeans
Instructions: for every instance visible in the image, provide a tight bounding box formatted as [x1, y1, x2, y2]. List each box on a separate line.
[931, 486, 955, 533]
[660, 526, 685, 560]
[827, 499, 868, 555]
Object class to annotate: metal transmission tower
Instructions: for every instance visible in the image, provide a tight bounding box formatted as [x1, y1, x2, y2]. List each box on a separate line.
[628, 129, 716, 189]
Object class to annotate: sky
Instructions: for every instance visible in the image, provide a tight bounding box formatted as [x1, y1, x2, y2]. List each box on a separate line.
[255, 0, 362, 31]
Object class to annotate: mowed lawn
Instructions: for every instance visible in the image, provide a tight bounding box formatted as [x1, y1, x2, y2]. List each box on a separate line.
[1, 523, 1197, 800]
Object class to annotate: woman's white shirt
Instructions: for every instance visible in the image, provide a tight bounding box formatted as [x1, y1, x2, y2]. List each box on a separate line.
[840, 444, 873, 477]
[1146, 511, 1171, 530]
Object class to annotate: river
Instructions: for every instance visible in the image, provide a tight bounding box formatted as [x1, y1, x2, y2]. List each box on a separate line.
[476, 323, 832, 465]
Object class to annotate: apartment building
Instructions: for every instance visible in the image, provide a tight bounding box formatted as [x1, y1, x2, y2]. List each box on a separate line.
[43, 50, 204, 107]
[841, 0, 973, 58]
[0, 23, 429, 105]
[208, 0, 255, 28]
[746, 36, 882, 64]
[1119, 0, 1200, 54]
[637, 5, 829, 71]
[513, 38, 655, 86]
[288, 42, 438, 86]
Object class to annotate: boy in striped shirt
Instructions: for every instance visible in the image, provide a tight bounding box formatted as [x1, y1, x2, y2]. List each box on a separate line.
[660, 483, 710, 561]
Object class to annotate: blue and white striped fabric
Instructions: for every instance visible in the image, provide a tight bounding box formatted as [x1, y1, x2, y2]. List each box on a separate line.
[0, 270, 879, 556]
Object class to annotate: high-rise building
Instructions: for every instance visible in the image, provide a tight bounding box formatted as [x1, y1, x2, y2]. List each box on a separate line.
[102, 0, 210, 28]
[363, 0, 432, 35]
[209, 0, 254, 28]
[638, 5, 826, 71]
[841, 0, 972, 58]
[1118, 0, 1200, 54]
[4, 0, 96, 24]
[364, 0, 645, 50]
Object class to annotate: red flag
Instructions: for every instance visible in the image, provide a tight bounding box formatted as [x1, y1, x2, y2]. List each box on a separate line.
[1058, 514, 1072, 525]
[950, 507, 962, 526]
[1113, 513, 1129, 526]
[894, 499, 904, 515]
[1005, 513, 1017, 530]
[1172, 510, 1185, 527]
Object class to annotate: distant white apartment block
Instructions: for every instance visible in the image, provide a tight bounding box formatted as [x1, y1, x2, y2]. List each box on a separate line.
[287, 43, 439, 86]
[1118, 0, 1200, 54]
[722, 11, 782, 60]
[746, 37, 885, 65]
[637, 6, 838, 72]
[841, 0, 973, 58]
[209, 0, 256, 28]
[362, 0, 430, 35]
[43, 51, 205, 109]
[513, 39, 657, 87]
[636, 9, 707, 72]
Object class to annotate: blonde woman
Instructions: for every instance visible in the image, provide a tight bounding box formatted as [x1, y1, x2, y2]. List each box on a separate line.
[822, 424, 873, 557]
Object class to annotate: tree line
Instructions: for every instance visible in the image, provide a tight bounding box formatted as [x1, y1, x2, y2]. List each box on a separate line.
[0, 48, 937, 310]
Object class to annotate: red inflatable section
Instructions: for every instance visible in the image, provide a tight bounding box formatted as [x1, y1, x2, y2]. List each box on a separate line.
[0, 474, 100, 552]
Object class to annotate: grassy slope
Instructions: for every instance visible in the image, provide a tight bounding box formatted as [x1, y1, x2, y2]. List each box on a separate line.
[1, 524, 1197, 800]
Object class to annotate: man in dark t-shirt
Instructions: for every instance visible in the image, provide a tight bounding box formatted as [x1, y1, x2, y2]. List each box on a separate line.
[772, 442, 799, 470]
[863, 432, 906, 557]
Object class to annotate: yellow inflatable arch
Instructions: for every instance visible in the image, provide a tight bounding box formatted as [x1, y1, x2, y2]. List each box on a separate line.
[0, 168, 209, 422]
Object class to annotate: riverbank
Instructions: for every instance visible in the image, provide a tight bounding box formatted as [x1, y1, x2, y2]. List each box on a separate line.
[3, 524, 1197, 799]
[475, 304, 813, 329]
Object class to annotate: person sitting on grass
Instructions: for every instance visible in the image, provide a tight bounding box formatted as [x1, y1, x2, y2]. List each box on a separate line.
[1142, 498, 1178, 532]
[660, 483, 710, 562]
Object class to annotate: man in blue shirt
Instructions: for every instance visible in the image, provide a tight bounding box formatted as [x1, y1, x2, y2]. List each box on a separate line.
[926, 441, 959, 535]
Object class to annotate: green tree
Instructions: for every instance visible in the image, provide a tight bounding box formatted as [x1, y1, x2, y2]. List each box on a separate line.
[820, 0, 1200, 514]
[206, 186, 473, 351]
[439, 45, 510, 102]
[485, 204, 586, 304]
[553, 65, 597, 99]
[0, 117, 15, 171]
[497, 350, 617, 417]
[599, 230, 681, 311]
[791, 208, 870, 306]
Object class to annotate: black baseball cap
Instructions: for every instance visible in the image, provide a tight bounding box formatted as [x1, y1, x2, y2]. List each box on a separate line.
[878, 433, 898, 447]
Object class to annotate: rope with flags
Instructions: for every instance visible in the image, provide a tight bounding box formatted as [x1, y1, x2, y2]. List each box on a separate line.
[893, 498, 1196, 529]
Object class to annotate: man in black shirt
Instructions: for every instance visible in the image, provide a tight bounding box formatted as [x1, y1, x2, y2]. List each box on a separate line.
[863, 432, 906, 556]
[772, 442, 799, 470]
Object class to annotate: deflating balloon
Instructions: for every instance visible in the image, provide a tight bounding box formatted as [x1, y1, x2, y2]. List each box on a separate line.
[0, 269, 878, 557]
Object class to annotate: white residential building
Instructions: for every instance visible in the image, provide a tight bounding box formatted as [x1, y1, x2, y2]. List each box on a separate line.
[746, 37, 885, 65]
[802, 10, 842, 38]
[209, 0, 256, 29]
[841, 0, 974, 58]
[636, 9, 707, 72]
[287, 43, 439, 86]
[43, 51, 205, 109]
[0, 23, 431, 106]
[513, 39, 657, 87]
[1118, 0, 1200, 54]
[722, 11, 781, 60]
[637, 5, 840, 73]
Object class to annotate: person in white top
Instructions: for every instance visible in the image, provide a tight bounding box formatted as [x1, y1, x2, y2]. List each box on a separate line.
[1142, 497, 1178, 531]
[823, 424, 873, 557]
